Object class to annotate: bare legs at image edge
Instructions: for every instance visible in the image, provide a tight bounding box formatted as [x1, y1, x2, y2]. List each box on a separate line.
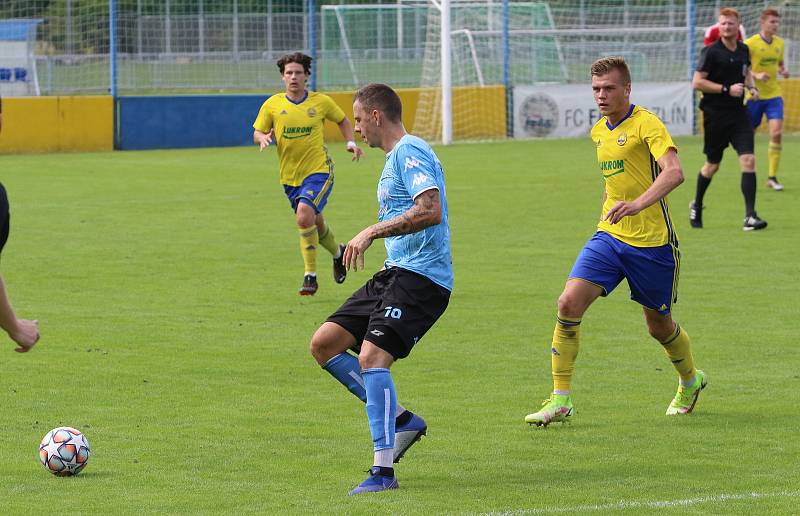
[525, 278, 707, 427]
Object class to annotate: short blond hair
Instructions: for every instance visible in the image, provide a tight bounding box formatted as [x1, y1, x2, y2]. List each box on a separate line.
[590, 56, 631, 84]
[719, 7, 740, 20]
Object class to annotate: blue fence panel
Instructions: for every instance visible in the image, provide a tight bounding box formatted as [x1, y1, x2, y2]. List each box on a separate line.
[117, 95, 269, 150]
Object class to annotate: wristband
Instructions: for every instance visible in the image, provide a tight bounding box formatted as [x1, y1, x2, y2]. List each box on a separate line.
[346, 140, 357, 150]
[721, 84, 729, 95]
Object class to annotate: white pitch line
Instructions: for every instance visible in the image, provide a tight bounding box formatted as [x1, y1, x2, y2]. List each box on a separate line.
[484, 491, 800, 515]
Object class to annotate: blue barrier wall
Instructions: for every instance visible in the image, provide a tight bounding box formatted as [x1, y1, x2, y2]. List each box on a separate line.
[117, 95, 268, 150]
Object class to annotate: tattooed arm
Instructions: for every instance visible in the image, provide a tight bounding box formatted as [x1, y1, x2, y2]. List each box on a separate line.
[343, 189, 441, 271]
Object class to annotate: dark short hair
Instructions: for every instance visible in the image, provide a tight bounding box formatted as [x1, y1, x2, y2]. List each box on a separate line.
[353, 83, 402, 122]
[277, 52, 312, 74]
[590, 56, 631, 85]
[761, 8, 780, 20]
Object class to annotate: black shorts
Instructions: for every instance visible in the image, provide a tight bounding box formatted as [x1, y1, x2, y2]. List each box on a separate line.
[326, 267, 450, 360]
[702, 106, 754, 164]
[0, 183, 9, 253]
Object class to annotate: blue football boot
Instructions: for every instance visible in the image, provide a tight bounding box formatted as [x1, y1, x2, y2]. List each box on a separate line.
[393, 411, 427, 463]
[348, 467, 399, 495]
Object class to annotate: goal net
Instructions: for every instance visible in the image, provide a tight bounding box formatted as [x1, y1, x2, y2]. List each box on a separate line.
[2, 0, 800, 136]
[321, 0, 800, 142]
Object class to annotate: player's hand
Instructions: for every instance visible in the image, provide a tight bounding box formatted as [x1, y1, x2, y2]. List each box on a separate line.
[729, 83, 745, 97]
[749, 88, 760, 101]
[755, 72, 770, 81]
[346, 142, 364, 162]
[604, 200, 642, 225]
[257, 129, 274, 152]
[10, 319, 39, 353]
[779, 69, 790, 79]
[343, 228, 374, 271]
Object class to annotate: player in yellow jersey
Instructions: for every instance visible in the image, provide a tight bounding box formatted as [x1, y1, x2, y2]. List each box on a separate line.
[253, 52, 363, 295]
[525, 57, 706, 426]
[745, 8, 790, 191]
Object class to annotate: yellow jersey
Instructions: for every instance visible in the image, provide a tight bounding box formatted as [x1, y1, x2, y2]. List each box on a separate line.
[253, 91, 346, 186]
[745, 34, 784, 100]
[591, 105, 678, 247]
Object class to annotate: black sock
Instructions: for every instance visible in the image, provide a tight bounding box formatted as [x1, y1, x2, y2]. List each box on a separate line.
[695, 172, 712, 205]
[741, 172, 756, 216]
[373, 466, 394, 476]
[395, 410, 412, 427]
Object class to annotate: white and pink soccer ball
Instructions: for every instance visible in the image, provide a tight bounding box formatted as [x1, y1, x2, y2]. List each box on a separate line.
[39, 427, 91, 476]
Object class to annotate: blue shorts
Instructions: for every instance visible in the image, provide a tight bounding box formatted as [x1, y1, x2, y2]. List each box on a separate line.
[747, 97, 784, 128]
[569, 231, 680, 315]
[283, 172, 334, 214]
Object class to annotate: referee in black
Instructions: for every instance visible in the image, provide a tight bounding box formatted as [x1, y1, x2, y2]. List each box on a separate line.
[691, 7, 767, 231]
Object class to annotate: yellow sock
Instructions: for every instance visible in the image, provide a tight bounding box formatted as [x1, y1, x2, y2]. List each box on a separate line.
[298, 225, 318, 275]
[659, 324, 696, 384]
[318, 224, 340, 256]
[768, 142, 781, 178]
[551, 314, 581, 393]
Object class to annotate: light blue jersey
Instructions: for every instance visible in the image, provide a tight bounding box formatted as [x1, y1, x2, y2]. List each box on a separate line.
[378, 134, 453, 291]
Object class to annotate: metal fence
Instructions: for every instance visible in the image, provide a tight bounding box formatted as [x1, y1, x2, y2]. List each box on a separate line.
[0, 1, 797, 95]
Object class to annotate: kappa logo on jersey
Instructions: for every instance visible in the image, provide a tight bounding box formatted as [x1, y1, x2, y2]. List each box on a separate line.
[404, 156, 422, 171]
[411, 172, 431, 188]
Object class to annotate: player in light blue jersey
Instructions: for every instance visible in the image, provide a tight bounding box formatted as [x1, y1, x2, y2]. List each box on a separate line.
[308, 83, 452, 495]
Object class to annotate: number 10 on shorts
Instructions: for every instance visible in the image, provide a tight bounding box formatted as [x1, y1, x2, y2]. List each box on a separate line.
[383, 306, 403, 319]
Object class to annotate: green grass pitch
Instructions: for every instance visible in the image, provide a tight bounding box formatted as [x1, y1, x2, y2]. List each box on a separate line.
[1, 134, 798, 513]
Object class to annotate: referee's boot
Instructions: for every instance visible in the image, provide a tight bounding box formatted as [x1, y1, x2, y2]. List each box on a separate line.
[689, 201, 703, 228]
[299, 274, 318, 296]
[743, 213, 768, 231]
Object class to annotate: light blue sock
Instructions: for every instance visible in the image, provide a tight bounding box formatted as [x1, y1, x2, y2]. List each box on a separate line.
[363, 368, 397, 452]
[322, 353, 366, 402]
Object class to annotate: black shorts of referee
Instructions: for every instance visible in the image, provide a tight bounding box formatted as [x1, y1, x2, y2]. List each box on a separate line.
[702, 105, 754, 164]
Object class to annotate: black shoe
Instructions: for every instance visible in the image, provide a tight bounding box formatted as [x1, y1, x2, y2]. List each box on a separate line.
[689, 201, 703, 228]
[299, 274, 318, 296]
[743, 213, 768, 231]
[333, 244, 346, 284]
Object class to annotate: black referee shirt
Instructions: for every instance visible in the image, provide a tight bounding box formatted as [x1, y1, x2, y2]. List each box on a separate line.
[696, 39, 750, 110]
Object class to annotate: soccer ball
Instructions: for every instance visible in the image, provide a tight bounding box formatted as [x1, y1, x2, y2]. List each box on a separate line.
[39, 427, 91, 476]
